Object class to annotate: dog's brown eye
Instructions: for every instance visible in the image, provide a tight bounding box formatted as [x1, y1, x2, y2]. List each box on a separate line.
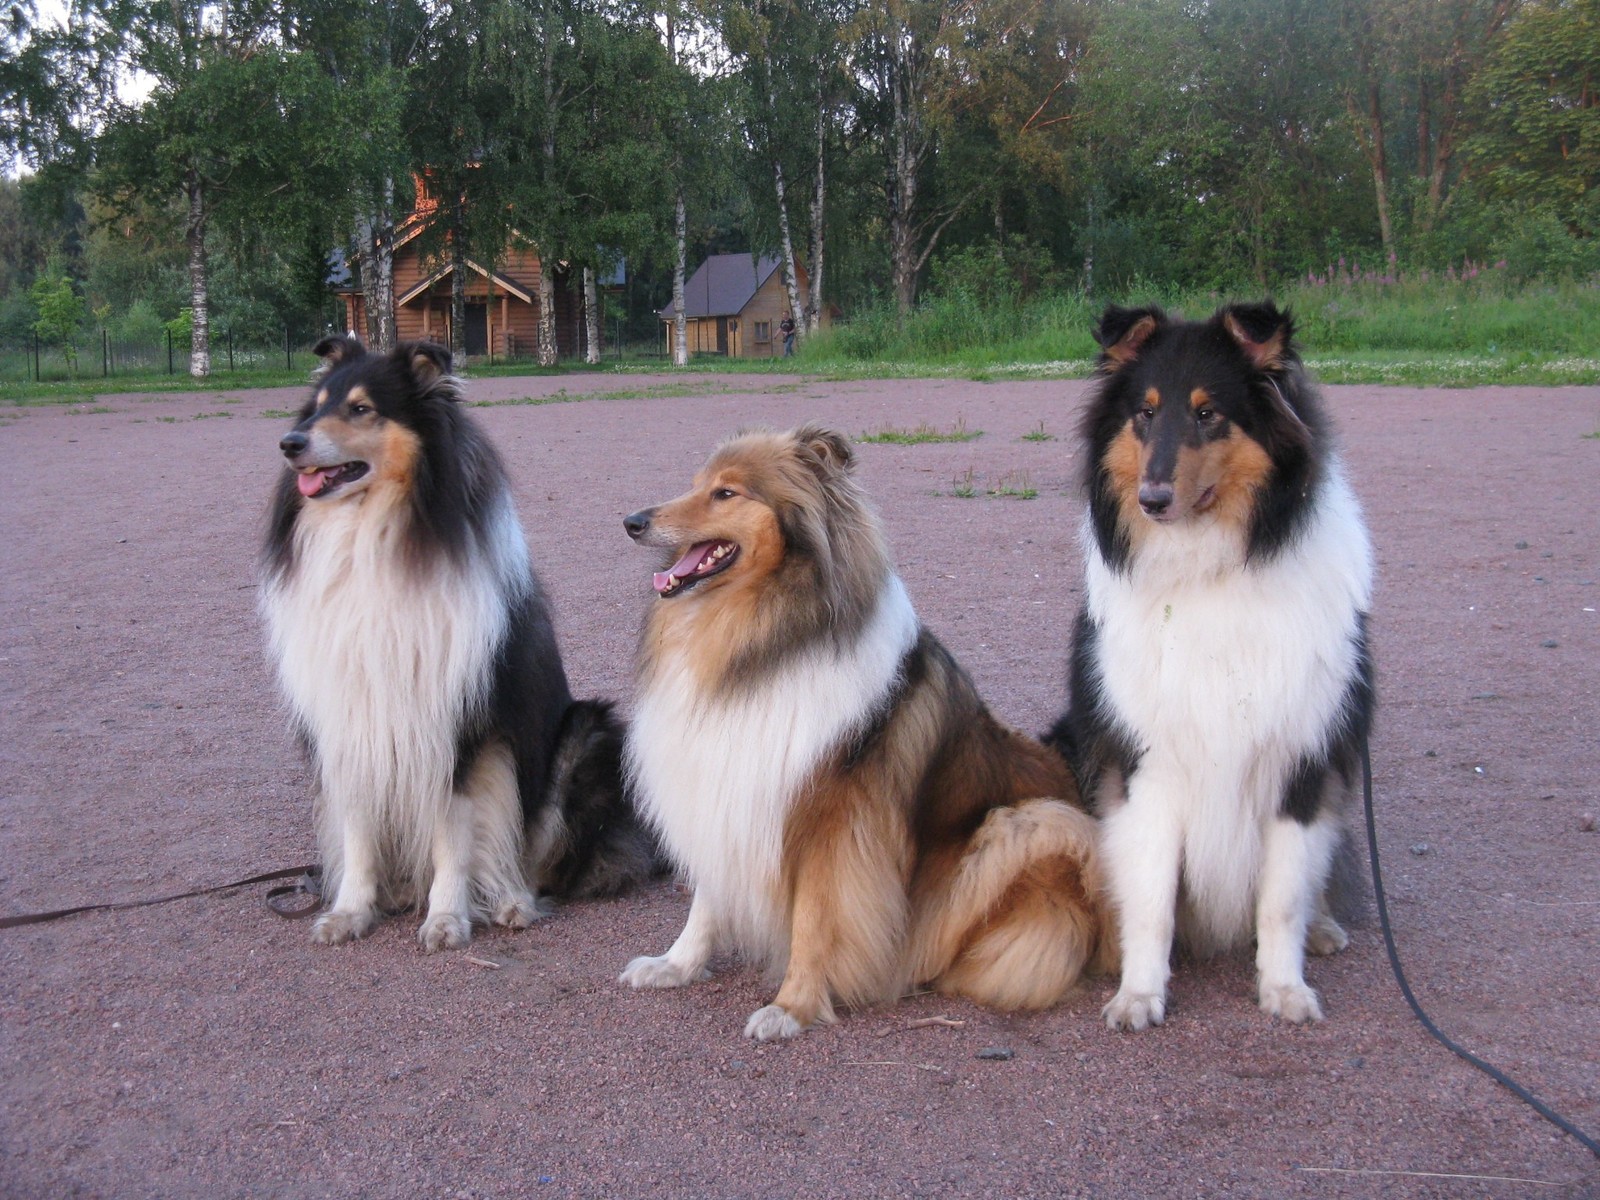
[711, 487, 736, 501]
[350, 403, 371, 416]
[1195, 407, 1216, 423]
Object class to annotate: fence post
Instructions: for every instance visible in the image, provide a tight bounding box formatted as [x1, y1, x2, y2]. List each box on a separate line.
[285, 327, 292, 371]
[103, 328, 109, 377]
[166, 329, 174, 375]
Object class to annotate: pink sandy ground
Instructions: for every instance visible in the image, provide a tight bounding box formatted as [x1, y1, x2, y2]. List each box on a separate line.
[2, 371, 1597, 1199]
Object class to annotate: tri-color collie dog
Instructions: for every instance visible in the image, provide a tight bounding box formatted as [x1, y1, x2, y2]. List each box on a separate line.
[261, 336, 656, 951]
[1045, 302, 1374, 1031]
[618, 424, 1111, 1040]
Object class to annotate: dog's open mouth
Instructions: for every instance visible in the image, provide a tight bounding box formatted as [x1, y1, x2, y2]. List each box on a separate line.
[654, 540, 738, 597]
[297, 462, 370, 499]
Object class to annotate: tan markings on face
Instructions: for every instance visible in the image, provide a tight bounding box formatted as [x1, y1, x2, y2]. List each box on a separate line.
[346, 385, 372, 409]
[315, 387, 330, 406]
[1104, 423, 1149, 542]
[1145, 387, 1162, 411]
[1189, 387, 1211, 411]
[1199, 425, 1273, 532]
[373, 421, 421, 489]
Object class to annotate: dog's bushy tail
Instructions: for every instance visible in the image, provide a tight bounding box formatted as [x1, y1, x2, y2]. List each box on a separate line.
[530, 700, 665, 899]
[909, 799, 1115, 1009]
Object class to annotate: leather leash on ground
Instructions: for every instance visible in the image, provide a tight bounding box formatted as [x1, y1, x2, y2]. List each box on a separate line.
[1362, 736, 1599, 1159]
[0, 864, 322, 930]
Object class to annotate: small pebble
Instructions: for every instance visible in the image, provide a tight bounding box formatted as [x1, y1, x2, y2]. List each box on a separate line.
[976, 1047, 1014, 1061]
[1424, 750, 1437, 758]
[1580, 813, 1597, 833]
[1409, 843, 1431, 856]
[1541, 639, 1558, 648]
[1515, 541, 1529, 549]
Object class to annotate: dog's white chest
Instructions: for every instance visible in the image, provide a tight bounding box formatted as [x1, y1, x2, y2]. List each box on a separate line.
[626, 579, 919, 956]
[263, 498, 514, 800]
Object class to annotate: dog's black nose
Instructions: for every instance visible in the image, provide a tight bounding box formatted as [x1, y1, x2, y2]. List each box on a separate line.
[1138, 482, 1174, 515]
[623, 509, 652, 539]
[280, 430, 309, 457]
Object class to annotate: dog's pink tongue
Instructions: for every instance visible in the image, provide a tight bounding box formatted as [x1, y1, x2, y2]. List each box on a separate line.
[296, 469, 330, 498]
[654, 542, 716, 594]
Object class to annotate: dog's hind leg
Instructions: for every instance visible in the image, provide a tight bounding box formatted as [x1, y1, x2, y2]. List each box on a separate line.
[466, 742, 544, 929]
[920, 800, 1105, 1011]
[312, 807, 381, 946]
[1255, 813, 1341, 1022]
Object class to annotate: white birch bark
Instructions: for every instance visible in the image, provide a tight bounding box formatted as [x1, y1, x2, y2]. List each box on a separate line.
[583, 266, 600, 365]
[185, 167, 210, 378]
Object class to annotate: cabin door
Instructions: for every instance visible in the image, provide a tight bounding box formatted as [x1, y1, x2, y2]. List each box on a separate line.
[465, 304, 488, 355]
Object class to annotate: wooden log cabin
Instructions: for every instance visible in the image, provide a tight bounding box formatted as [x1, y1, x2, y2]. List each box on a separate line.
[335, 177, 588, 359]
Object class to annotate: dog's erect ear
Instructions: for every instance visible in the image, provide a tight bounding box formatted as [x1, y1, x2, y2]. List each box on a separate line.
[1094, 305, 1164, 371]
[312, 334, 365, 374]
[394, 341, 455, 392]
[1220, 301, 1294, 371]
[794, 424, 855, 477]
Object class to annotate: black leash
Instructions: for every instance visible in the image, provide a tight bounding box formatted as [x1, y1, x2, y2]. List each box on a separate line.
[1362, 737, 1600, 1159]
[0, 864, 322, 929]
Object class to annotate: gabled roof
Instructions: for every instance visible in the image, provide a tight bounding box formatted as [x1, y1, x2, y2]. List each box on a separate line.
[397, 259, 534, 307]
[659, 254, 783, 319]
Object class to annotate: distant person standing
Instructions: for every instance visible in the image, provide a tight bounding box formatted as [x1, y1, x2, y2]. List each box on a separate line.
[780, 313, 796, 357]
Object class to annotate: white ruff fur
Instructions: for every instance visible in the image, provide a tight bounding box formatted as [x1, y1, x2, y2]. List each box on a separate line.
[625, 575, 919, 976]
[1087, 463, 1372, 1024]
[262, 482, 535, 943]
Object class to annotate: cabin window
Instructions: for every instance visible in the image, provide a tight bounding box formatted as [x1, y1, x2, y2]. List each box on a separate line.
[754, 321, 771, 342]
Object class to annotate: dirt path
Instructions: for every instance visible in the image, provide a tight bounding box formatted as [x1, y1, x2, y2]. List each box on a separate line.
[2, 372, 1597, 1199]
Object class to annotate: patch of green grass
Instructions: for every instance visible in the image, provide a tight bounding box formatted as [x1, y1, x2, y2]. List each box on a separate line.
[70, 405, 114, 414]
[790, 278, 1600, 386]
[156, 416, 179, 423]
[1021, 421, 1054, 442]
[948, 467, 980, 498]
[988, 470, 1038, 499]
[193, 411, 234, 419]
[858, 417, 981, 445]
[261, 409, 296, 419]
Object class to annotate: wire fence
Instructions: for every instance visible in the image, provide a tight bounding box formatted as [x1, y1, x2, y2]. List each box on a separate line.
[0, 328, 324, 385]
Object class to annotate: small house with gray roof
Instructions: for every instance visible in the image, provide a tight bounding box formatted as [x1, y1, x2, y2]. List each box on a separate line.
[658, 253, 827, 358]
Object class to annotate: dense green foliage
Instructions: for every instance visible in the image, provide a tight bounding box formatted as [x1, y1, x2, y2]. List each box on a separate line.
[0, 0, 1594, 378]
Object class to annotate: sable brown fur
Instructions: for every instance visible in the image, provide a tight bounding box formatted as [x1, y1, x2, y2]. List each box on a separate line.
[621, 424, 1113, 1038]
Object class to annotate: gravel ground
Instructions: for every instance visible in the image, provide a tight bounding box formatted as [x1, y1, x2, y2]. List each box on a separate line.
[2, 370, 1597, 1200]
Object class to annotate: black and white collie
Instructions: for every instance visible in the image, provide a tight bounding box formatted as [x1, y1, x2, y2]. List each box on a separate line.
[620, 425, 1110, 1040]
[261, 336, 656, 951]
[1047, 302, 1374, 1030]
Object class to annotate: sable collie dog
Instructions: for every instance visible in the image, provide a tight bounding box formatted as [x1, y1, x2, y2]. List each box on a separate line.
[1046, 302, 1374, 1031]
[261, 336, 656, 951]
[618, 424, 1110, 1040]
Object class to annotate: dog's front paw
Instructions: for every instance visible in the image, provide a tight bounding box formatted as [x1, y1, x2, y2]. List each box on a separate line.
[619, 954, 710, 989]
[744, 1004, 805, 1041]
[419, 911, 473, 953]
[311, 910, 376, 946]
[492, 893, 549, 930]
[1259, 981, 1324, 1023]
[1103, 989, 1166, 1032]
[1305, 915, 1349, 957]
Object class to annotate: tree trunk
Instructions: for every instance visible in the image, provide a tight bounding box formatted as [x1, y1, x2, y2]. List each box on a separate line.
[185, 167, 210, 378]
[1347, 84, 1394, 260]
[807, 94, 825, 335]
[761, 62, 805, 344]
[449, 201, 467, 364]
[537, 264, 558, 367]
[583, 266, 600, 365]
[372, 175, 397, 351]
[672, 188, 688, 367]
